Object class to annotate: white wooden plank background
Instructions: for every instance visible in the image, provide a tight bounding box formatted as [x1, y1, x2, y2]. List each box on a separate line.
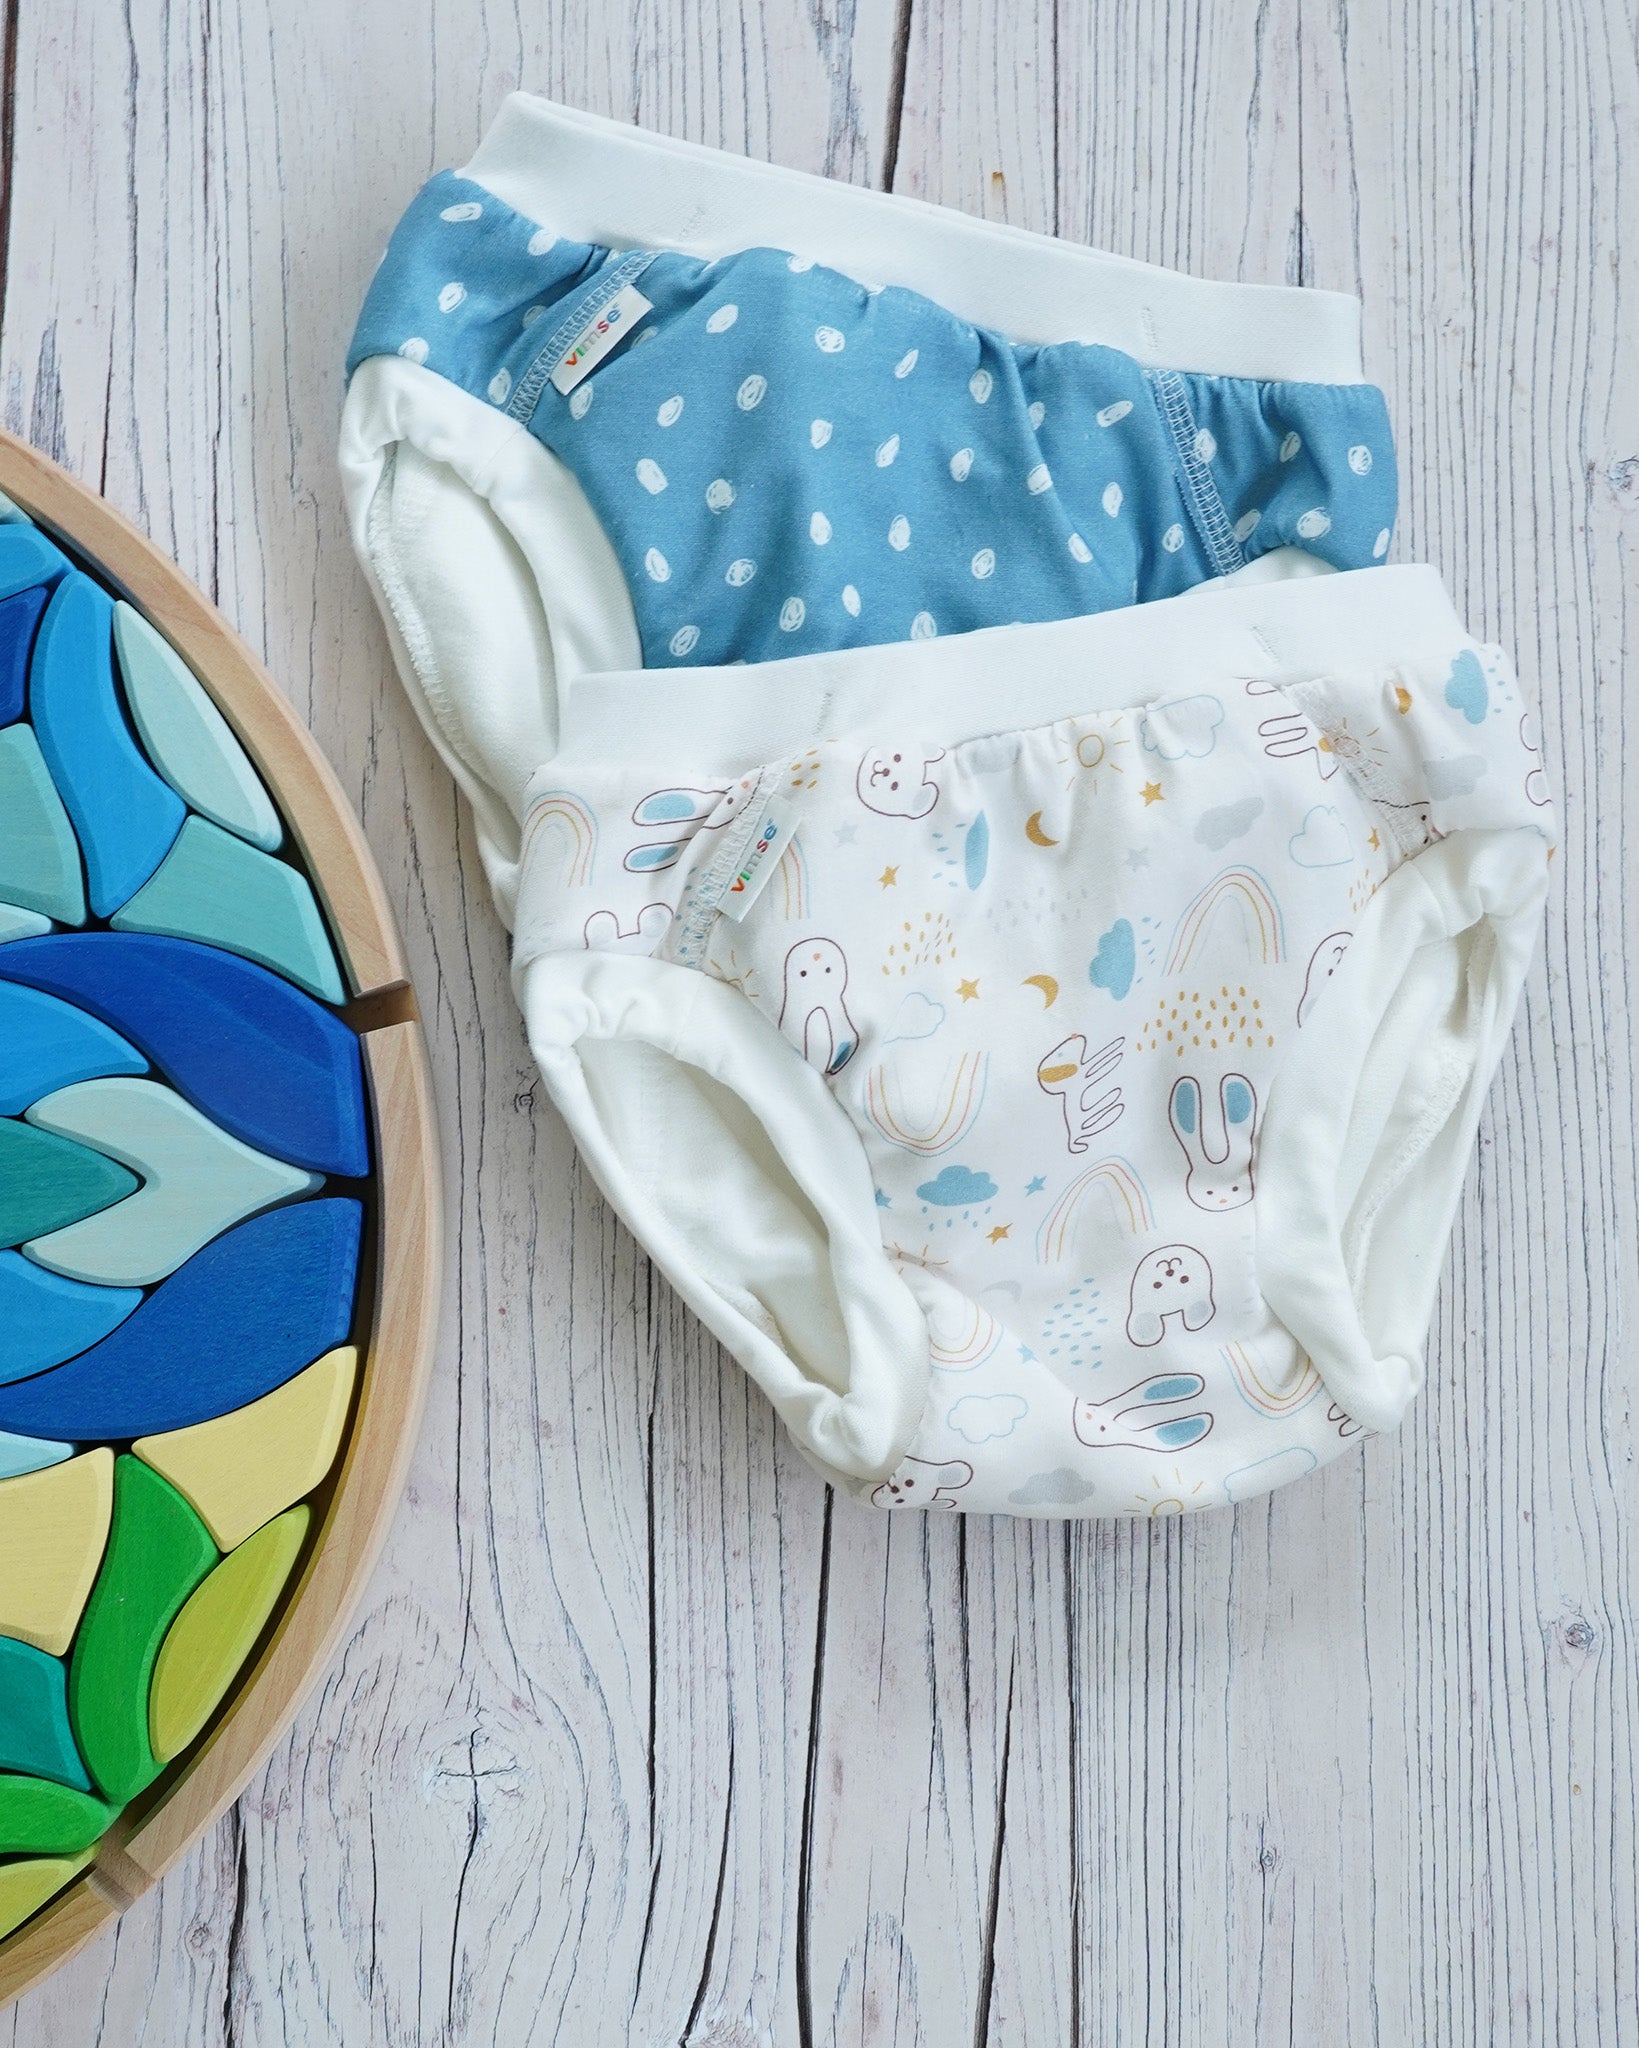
[4, 1, 1635, 2041]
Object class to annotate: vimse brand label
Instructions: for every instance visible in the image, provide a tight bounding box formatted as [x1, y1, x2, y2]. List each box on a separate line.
[720, 799, 801, 921]
[550, 284, 653, 394]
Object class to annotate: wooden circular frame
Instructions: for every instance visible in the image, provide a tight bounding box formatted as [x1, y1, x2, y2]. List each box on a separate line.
[0, 428, 442, 2008]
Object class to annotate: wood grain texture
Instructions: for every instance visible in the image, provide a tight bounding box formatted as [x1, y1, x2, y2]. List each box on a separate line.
[3, 2, 1633, 2043]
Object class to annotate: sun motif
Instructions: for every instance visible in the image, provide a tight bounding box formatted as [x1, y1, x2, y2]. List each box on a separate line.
[1315, 716, 1390, 775]
[885, 1240, 951, 1270]
[1132, 1467, 1208, 1516]
[1055, 713, 1130, 795]
[706, 939, 760, 1001]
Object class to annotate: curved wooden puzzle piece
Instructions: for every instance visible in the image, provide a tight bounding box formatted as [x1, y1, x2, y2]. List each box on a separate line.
[0, 1118, 138, 1249]
[148, 1505, 310, 1764]
[0, 978, 146, 1118]
[0, 1851, 95, 1945]
[0, 934, 368, 1175]
[0, 1249, 142, 1384]
[0, 1199, 363, 1438]
[112, 601, 282, 851]
[134, 1344, 356, 1550]
[23, 1075, 321, 1287]
[0, 523, 69, 607]
[0, 1449, 114, 1655]
[0, 1636, 92, 1789]
[29, 576, 185, 916]
[0, 1429, 72, 1479]
[0, 901, 53, 942]
[0, 724, 86, 924]
[0, 1777, 117, 1857]
[0, 580, 50, 726]
[112, 815, 345, 1003]
[68, 1455, 218, 1804]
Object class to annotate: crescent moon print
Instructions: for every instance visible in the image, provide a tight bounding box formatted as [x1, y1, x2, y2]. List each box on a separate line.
[1024, 810, 1059, 847]
[1022, 974, 1059, 1007]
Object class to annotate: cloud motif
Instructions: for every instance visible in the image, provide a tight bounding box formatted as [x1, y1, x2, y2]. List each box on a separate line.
[1288, 804, 1352, 867]
[1423, 753, 1488, 799]
[917, 1164, 999, 1207]
[1195, 796, 1264, 850]
[948, 1393, 1028, 1443]
[1444, 649, 1489, 725]
[1008, 1467, 1099, 1508]
[1088, 918, 1135, 1000]
[1139, 695, 1224, 761]
[884, 991, 945, 1043]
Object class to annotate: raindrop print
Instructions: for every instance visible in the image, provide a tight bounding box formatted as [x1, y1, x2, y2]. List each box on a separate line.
[811, 418, 833, 448]
[1373, 527, 1391, 558]
[1233, 507, 1261, 541]
[910, 612, 937, 640]
[437, 281, 467, 313]
[895, 350, 919, 378]
[706, 304, 740, 333]
[1028, 400, 1046, 429]
[635, 458, 668, 494]
[570, 384, 595, 420]
[1295, 507, 1332, 539]
[1193, 429, 1217, 463]
[488, 368, 512, 405]
[398, 337, 429, 364]
[1347, 444, 1374, 475]
[657, 395, 685, 427]
[669, 625, 700, 657]
[1067, 532, 1092, 563]
[949, 447, 974, 482]
[1096, 400, 1133, 427]
[528, 227, 558, 256]
[441, 201, 483, 222]
[1279, 431, 1302, 462]
[1026, 463, 1053, 495]
[810, 511, 832, 544]
[737, 374, 768, 410]
[726, 558, 757, 586]
[779, 597, 807, 632]
[706, 478, 736, 512]
[1161, 523, 1185, 552]
[969, 368, 993, 403]
[841, 584, 862, 616]
[888, 515, 911, 550]
[971, 548, 996, 579]
[645, 547, 671, 582]
[815, 325, 846, 353]
[1102, 481, 1124, 517]
[876, 435, 900, 467]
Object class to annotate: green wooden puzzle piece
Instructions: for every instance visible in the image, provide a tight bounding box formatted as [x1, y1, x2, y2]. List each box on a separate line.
[0, 1118, 138, 1249]
[0, 1775, 117, 1856]
[0, 1849, 94, 1942]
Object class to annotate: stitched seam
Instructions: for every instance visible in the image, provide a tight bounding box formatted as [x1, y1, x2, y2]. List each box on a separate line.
[671, 766, 788, 968]
[506, 249, 657, 422]
[1146, 366, 1247, 576]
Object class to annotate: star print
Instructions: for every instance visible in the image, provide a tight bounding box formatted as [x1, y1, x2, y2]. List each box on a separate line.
[1368, 829, 1381, 851]
[1126, 847, 1149, 870]
[1141, 780, 1164, 805]
[1025, 1175, 1046, 1195]
[834, 822, 858, 846]
[879, 865, 898, 887]
[987, 1224, 1012, 1244]
[957, 977, 980, 1001]
[875, 1188, 891, 1208]
[1016, 1343, 1037, 1363]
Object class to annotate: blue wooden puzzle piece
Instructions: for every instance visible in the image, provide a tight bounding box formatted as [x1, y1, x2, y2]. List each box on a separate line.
[0, 1199, 362, 1438]
[0, 935, 367, 1175]
[0, 723, 87, 924]
[0, 1429, 74, 1479]
[0, 902, 53, 944]
[0, 1637, 92, 1791]
[0, 1249, 142, 1384]
[0, 979, 147, 1117]
[0, 584, 51, 726]
[0, 524, 71, 605]
[29, 573, 185, 916]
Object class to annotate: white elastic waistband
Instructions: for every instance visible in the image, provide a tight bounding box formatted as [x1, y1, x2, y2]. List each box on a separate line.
[554, 566, 1470, 781]
[463, 95, 1367, 384]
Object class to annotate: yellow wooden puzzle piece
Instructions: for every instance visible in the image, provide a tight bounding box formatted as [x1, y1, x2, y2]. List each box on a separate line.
[0, 1448, 114, 1654]
[0, 1847, 95, 1942]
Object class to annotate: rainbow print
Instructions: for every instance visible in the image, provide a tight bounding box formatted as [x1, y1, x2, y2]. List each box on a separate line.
[862, 1053, 989, 1154]
[775, 836, 809, 919]
[1035, 1156, 1153, 1262]
[926, 1298, 1005, 1372]
[1221, 1341, 1322, 1417]
[1165, 865, 1285, 972]
[521, 790, 597, 888]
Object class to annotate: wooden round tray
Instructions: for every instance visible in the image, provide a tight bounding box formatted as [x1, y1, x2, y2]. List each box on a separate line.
[0, 429, 440, 2006]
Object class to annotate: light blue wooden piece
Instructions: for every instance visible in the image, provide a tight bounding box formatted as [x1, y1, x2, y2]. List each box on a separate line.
[0, 523, 69, 597]
[112, 603, 282, 852]
[110, 815, 345, 1003]
[0, 724, 86, 924]
[0, 1249, 141, 1383]
[0, 980, 147, 1117]
[0, 902, 53, 943]
[0, 490, 34, 526]
[24, 1075, 321, 1287]
[0, 1430, 73, 1479]
[30, 574, 185, 916]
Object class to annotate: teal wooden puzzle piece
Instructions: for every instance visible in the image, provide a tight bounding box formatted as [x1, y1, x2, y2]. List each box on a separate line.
[0, 1637, 92, 1791]
[0, 1429, 74, 1479]
[0, 1119, 138, 1248]
[0, 902, 53, 943]
[0, 523, 70, 602]
[30, 573, 185, 916]
[0, 980, 147, 1117]
[0, 723, 87, 924]
[111, 603, 282, 852]
[111, 816, 344, 1004]
[24, 1075, 321, 1287]
[0, 1249, 142, 1383]
[0, 584, 51, 726]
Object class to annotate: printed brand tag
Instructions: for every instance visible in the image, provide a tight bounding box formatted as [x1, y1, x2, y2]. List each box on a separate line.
[549, 284, 653, 393]
[719, 799, 801, 922]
